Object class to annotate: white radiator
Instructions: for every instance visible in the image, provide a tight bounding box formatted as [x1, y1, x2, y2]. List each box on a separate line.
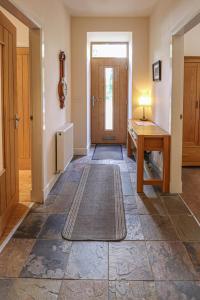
[56, 123, 74, 173]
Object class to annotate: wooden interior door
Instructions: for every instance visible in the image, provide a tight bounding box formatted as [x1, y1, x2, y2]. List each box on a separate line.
[91, 58, 128, 144]
[0, 12, 18, 236]
[17, 48, 31, 170]
[183, 57, 200, 166]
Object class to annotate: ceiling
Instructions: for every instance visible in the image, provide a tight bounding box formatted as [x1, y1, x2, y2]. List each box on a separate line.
[63, 0, 159, 17]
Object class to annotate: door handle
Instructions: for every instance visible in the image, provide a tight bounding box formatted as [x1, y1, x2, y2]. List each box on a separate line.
[14, 113, 20, 129]
[91, 96, 96, 108]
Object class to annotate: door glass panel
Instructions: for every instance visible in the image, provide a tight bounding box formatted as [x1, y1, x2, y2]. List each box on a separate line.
[105, 67, 113, 130]
[0, 45, 3, 173]
[92, 44, 127, 58]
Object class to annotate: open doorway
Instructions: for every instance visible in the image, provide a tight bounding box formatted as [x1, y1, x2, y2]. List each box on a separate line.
[170, 13, 200, 221]
[181, 24, 200, 220]
[0, 8, 32, 202]
[0, 2, 43, 246]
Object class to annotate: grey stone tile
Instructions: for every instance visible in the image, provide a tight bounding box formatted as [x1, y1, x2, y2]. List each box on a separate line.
[31, 194, 74, 214]
[59, 280, 108, 300]
[13, 213, 48, 239]
[161, 195, 190, 215]
[0, 278, 61, 300]
[123, 196, 138, 215]
[38, 214, 66, 240]
[125, 215, 144, 240]
[109, 281, 157, 300]
[136, 195, 167, 215]
[143, 185, 158, 198]
[155, 281, 200, 300]
[140, 215, 179, 241]
[184, 242, 200, 276]
[109, 241, 153, 280]
[146, 241, 198, 280]
[65, 242, 108, 279]
[20, 240, 71, 279]
[129, 172, 137, 183]
[0, 239, 35, 277]
[171, 215, 200, 242]
[0, 279, 13, 299]
[121, 173, 135, 196]
[127, 162, 137, 172]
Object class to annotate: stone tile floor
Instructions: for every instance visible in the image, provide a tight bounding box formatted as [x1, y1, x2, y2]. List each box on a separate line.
[0, 147, 200, 299]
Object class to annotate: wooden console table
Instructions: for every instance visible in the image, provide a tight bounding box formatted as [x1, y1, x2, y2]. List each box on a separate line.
[127, 120, 171, 193]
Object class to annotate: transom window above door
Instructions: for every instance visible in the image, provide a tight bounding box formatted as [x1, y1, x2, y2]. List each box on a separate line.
[92, 43, 128, 58]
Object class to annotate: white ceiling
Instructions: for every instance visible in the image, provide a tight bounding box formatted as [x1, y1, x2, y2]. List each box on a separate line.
[63, 0, 159, 17]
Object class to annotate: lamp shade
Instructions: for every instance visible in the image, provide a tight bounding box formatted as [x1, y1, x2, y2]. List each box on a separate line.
[139, 95, 151, 106]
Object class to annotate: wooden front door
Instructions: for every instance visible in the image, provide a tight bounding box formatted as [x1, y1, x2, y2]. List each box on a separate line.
[17, 48, 31, 170]
[91, 58, 128, 144]
[0, 12, 18, 236]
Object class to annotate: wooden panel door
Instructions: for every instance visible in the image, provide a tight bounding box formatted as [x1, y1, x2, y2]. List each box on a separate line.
[0, 12, 18, 236]
[183, 57, 200, 166]
[17, 48, 31, 170]
[91, 58, 128, 144]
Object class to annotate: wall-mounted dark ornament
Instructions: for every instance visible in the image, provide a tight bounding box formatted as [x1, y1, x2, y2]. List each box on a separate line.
[152, 60, 162, 81]
[58, 51, 67, 109]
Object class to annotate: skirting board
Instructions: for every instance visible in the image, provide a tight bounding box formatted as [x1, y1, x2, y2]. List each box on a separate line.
[74, 147, 90, 156]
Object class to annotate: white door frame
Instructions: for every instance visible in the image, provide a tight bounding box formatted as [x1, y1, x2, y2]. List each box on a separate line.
[0, 0, 44, 203]
[170, 11, 200, 193]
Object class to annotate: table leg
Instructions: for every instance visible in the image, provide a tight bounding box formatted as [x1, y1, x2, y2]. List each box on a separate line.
[127, 131, 132, 157]
[162, 136, 170, 193]
[137, 136, 144, 193]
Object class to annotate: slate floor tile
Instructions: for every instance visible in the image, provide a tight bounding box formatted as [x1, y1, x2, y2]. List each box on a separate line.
[65, 242, 108, 280]
[0, 239, 35, 277]
[59, 280, 108, 300]
[125, 215, 144, 240]
[171, 215, 200, 241]
[146, 241, 198, 280]
[121, 173, 135, 196]
[109, 241, 153, 280]
[38, 214, 66, 240]
[123, 196, 138, 215]
[109, 281, 157, 300]
[161, 195, 190, 215]
[184, 242, 200, 275]
[136, 195, 167, 215]
[20, 240, 71, 279]
[155, 281, 200, 300]
[13, 213, 48, 239]
[0, 278, 61, 300]
[140, 215, 179, 241]
[31, 195, 74, 214]
[0, 279, 13, 299]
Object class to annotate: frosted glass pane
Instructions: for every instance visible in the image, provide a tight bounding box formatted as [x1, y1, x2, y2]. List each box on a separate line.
[92, 44, 127, 58]
[105, 68, 113, 130]
[0, 45, 3, 174]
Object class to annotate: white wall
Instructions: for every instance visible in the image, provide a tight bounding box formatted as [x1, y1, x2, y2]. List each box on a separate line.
[10, 0, 71, 196]
[71, 17, 150, 154]
[0, 6, 29, 47]
[149, 0, 200, 192]
[184, 23, 200, 56]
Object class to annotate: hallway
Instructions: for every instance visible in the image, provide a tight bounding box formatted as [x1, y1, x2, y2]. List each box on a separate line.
[0, 147, 200, 299]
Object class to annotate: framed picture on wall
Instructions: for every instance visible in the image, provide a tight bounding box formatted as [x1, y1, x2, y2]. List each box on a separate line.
[152, 60, 162, 81]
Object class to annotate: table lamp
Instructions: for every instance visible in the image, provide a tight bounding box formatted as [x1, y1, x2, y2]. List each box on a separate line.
[139, 95, 151, 121]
